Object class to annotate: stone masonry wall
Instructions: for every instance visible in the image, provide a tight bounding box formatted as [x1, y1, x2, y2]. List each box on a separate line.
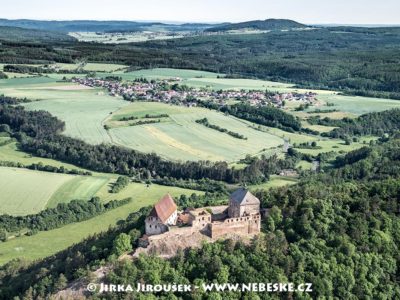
[210, 214, 261, 239]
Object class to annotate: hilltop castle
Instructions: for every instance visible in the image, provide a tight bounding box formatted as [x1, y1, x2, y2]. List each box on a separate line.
[144, 188, 261, 239]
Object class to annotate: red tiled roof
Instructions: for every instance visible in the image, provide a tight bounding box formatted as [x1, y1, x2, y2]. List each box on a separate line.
[150, 194, 177, 223]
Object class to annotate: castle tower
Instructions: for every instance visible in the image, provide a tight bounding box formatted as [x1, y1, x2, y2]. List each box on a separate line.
[228, 188, 260, 218]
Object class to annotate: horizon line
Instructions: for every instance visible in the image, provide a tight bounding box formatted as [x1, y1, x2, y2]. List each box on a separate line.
[1, 17, 400, 26]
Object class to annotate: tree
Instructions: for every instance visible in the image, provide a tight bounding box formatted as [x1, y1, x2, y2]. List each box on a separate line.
[112, 233, 132, 256]
[265, 216, 275, 232]
[128, 229, 141, 247]
[0, 229, 7, 242]
[0, 124, 10, 133]
[54, 273, 68, 290]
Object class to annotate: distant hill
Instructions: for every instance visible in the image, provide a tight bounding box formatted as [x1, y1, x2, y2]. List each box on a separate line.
[0, 19, 215, 33]
[0, 26, 75, 43]
[205, 19, 307, 32]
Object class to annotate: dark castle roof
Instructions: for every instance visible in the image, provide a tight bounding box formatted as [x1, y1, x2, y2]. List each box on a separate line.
[230, 188, 260, 206]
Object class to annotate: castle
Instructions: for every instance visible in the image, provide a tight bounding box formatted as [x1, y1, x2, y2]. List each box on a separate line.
[144, 188, 261, 239]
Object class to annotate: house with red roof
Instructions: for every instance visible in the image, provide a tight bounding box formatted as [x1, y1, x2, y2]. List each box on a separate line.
[145, 194, 178, 235]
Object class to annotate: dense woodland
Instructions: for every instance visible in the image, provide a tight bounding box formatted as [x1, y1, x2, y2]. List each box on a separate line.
[0, 105, 292, 184]
[0, 138, 399, 299]
[1, 20, 400, 299]
[1, 26, 400, 98]
[204, 19, 306, 32]
[326, 109, 400, 138]
[220, 104, 301, 132]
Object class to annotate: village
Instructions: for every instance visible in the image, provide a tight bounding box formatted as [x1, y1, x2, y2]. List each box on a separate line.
[72, 76, 317, 108]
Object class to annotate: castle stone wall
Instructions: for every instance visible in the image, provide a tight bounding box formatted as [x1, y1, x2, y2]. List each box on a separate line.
[145, 216, 168, 235]
[210, 214, 261, 239]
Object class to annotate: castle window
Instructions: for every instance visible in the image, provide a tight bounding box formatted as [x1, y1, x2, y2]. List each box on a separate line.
[149, 225, 152, 228]
[155, 225, 158, 229]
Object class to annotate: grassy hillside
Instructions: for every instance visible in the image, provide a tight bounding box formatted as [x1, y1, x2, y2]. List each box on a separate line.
[0, 167, 110, 216]
[0, 182, 202, 265]
[107, 102, 283, 162]
[0, 77, 130, 144]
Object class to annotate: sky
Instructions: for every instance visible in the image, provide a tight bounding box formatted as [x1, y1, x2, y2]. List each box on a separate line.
[0, 0, 399, 25]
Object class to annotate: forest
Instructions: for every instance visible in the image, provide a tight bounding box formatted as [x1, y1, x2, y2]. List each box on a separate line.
[1, 20, 400, 299]
[1, 26, 400, 98]
[0, 104, 293, 184]
[0, 137, 399, 299]
[325, 109, 400, 138]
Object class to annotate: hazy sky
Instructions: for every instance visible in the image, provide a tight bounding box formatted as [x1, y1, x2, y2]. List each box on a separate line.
[1, 0, 399, 24]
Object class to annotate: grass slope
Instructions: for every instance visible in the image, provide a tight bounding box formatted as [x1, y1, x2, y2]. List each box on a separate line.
[108, 102, 283, 162]
[46, 176, 110, 208]
[0, 77, 129, 144]
[0, 167, 73, 215]
[0, 167, 111, 216]
[0, 183, 202, 265]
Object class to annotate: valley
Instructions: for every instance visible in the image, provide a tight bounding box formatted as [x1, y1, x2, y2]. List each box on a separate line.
[0, 15, 399, 299]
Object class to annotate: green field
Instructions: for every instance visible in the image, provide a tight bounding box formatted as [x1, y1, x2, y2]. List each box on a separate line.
[249, 175, 298, 190]
[0, 167, 110, 216]
[296, 160, 314, 170]
[0, 183, 202, 265]
[315, 94, 400, 115]
[295, 137, 377, 156]
[301, 122, 338, 133]
[100, 68, 223, 81]
[0, 77, 130, 144]
[107, 102, 284, 162]
[54, 62, 128, 72]
[70, 32, 186, 44]
[46, 176, 110, 208]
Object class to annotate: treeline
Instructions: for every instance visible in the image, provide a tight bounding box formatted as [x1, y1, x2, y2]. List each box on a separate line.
[0, 104, 291, 184]
[0, 105, 65, 138]
[221, 103, 301, 132]
[327, 138, 400, 181]
[195, 117, 247, 140]
[334, 146, 371, 168]
[326, 109, 400, 138]
[129, 119, 161, 126]
[119, 114, 168, 122]
[3, 64, 87, 74]
[0, 198, 131, 236]
[0, 94, 31, 105]
[0, 160, 92, 176]
[200, 101, 301, 132]
[110, 176, 129, 193]
[152, 177, 227, 193]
